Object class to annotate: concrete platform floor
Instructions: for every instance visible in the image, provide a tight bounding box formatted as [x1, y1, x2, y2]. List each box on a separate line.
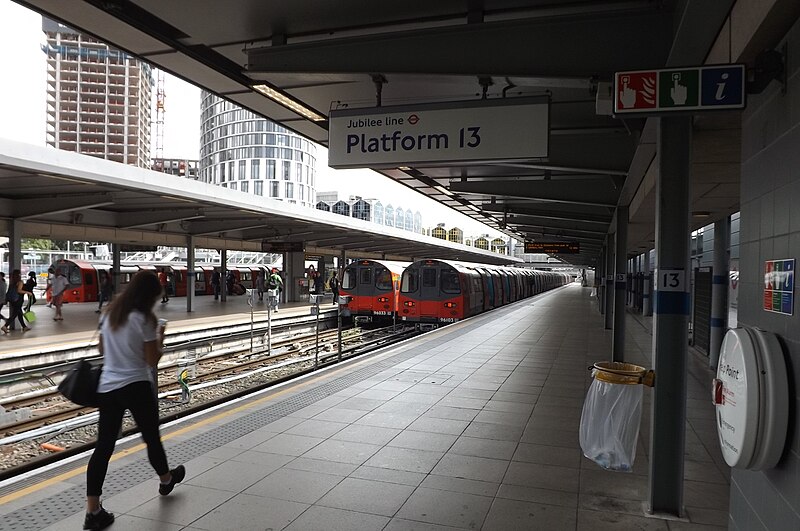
[0, 284, 729, 530]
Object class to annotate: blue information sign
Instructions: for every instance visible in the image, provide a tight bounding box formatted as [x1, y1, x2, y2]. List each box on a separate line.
[700, 66, 745, 107]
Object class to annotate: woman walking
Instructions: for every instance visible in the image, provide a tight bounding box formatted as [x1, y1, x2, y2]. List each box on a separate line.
[96, 271, 113, 313]
[84, 271, 185, 530]
[24, 271, 37, 312]
[2, 270, 31, 334]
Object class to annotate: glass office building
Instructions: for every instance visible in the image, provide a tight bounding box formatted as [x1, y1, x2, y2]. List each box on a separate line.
[199, 92, 317, 207]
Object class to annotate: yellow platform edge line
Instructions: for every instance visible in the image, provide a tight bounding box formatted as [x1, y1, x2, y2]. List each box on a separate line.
[0, 352, 379, 506]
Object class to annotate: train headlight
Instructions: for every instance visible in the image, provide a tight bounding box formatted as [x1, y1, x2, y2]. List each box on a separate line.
[377, 297, 389, 303]
[444, 302, 457, 308]
[404, 301, 415, 307]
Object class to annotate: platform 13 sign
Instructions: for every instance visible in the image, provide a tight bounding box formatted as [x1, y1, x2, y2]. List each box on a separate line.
[656, 269, 686, 292]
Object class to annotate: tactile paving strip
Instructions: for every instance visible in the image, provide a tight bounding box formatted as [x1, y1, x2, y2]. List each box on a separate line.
[0, 319, 474, 530]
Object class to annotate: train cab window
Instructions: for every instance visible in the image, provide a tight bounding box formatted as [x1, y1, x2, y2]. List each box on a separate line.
[422, 268, 437, 288]
[375, 268, 392, 290]
[84, 273, 94, 285]
[65, 266, 81, 285]
[342, 268, 357, 289]
[359, 268, 372, 285]
[401, 270, 418, 293]
[441, 270, 461, 294]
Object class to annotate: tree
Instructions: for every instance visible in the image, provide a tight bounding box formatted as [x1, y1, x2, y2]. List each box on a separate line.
[22, 238, 52, 250]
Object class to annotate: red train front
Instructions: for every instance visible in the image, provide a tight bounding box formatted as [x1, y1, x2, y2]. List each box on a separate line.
[398, 260, 484, 324]
[339, 260, 408, 321]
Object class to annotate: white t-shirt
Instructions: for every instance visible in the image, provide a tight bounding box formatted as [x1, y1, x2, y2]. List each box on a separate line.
[97, 311, 158, 393]
[51, 275, 68, 297]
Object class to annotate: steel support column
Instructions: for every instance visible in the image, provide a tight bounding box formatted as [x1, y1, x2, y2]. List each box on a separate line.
[709, 217, 730, 369]
[612, 205, 628, 362]
[604, 235, 614, 329]
[186, 235, 196, 313]
[220, 248, 227, 302]
[7, 219, 22, 273]
[597, 247, 605, 314]
[112, 244, 121, 295]
[642, 249, 653, 315]
[648, 116, 691, 518]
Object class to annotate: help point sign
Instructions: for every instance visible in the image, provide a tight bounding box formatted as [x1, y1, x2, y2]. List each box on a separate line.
[328, 97, 549, 168]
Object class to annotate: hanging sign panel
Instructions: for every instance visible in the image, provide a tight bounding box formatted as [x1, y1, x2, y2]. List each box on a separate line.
[261, 241, 304, 253]
[524, 241, 580, 254]
[328, 97, 549, 168]
[763, 258, 794, 315]
[613, 64, 745, 115]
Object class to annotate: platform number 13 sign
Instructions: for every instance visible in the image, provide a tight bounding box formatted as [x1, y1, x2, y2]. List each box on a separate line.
[657, 269, 686, 292]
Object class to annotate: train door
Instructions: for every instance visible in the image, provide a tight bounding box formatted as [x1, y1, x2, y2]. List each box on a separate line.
[374, 266, 394, 316]
[83, 268, 97, 302]
[195, 267, 209, 295]
[491, 271, 503, 307]
[357, 264, 374, 313]
[477, 269, 491, 311]
[419, 265, 440, 320]
[172, 266, 187, 297]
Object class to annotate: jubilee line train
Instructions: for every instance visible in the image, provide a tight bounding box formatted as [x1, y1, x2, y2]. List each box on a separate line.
[339, 259, 572, 325]
[48, 259, 270, 303]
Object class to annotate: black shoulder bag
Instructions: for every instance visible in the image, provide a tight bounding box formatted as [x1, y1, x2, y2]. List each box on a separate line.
[58, 360, 102, 407]
[58, 324, 103, 407]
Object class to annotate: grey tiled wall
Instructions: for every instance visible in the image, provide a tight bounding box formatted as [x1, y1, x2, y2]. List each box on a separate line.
[733, 16, 800, 531]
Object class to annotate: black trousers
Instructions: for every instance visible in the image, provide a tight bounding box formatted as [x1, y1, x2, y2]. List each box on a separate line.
[86, 381, 169, 497]
[24, 293, 36, 312]
[6, 300, 24, 329]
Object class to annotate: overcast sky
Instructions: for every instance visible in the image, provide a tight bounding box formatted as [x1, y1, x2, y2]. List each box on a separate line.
[0, 0, 507, 239]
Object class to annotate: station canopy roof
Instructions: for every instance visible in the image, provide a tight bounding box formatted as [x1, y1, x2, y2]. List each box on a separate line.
[0, 139, 518, 265]
[16, 0, 746, 266]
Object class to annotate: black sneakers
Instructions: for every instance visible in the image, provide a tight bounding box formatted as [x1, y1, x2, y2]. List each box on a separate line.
[83, 507, 114, 530]
[159, 465, 186, 495]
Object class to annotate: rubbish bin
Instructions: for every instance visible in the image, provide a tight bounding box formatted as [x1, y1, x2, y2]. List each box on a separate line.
[579, 362, 654, 472]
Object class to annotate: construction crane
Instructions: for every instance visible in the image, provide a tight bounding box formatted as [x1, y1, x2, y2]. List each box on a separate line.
[153, 69, 166, 171]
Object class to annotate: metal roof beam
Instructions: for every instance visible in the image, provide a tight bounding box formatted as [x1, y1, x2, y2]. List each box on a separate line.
[246, 11, 672, 78]
[450, 179, 619, 207]
[9, 194, 115, 220]
[117, 209, 205, 229]
[189, 219, 270, 236]
[485, 209, 612, 226]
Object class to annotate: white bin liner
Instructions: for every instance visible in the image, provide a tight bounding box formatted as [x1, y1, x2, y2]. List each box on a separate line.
[579, 368, 643, 472]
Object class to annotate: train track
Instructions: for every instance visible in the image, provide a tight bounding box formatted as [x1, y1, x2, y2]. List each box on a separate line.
[0, 324, 421, 479]
[0, 310, 338, 399]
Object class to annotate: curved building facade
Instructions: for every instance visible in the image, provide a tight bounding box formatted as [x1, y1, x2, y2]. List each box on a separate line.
[199, 92, 317, 207]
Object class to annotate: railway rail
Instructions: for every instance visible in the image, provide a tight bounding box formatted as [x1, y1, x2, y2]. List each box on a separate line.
[0, 323, 421, 479]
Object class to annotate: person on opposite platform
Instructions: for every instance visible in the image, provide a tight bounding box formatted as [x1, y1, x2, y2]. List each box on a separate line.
[0, 272, 7, 326]
[23, 271, 37, 312]
[45, 267, 54, 307]
[2, 270, 31, 333]
[51, 269, 68, 321]
[211, 269, 221, 300]
[84, 271, 185, 531]
[96, 270, 113, 313]
[268, 268, 284, 311]
[329, 272, 339, 305]
[256, 269, 265, 302]
[158, 268, 169, 304]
